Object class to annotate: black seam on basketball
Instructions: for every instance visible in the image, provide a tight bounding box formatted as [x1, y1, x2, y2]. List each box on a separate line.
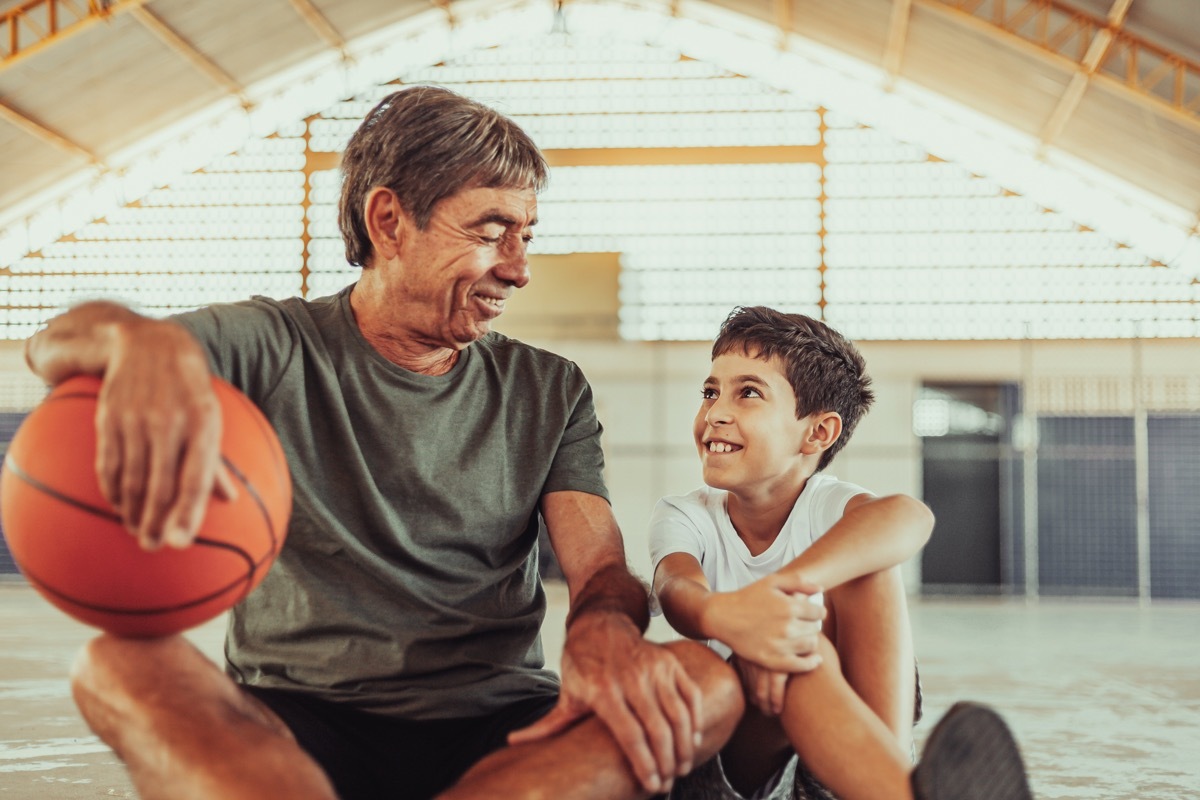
[227, 388, 289, 491]
[17, 560, 256, 617]
[3, 454, 122, 524]
[217, 454, 280, 607]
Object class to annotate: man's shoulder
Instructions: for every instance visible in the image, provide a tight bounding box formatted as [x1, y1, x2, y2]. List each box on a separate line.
[475, 331, 582, 376]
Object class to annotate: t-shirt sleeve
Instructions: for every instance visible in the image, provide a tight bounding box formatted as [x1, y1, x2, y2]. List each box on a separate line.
[542, 365, 610, 502]
[171, 298, 297, 402]
[647, 497, 708, 616]
[648, 497, 707, 577]
[810, 478, 873, 541]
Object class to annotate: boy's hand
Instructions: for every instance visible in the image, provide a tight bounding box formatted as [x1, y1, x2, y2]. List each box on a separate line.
[732, 655, 794, 716]
[703, 572, 825, 672]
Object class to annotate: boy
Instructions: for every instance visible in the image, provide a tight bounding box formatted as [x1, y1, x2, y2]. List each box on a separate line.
[650, 306, 1032, 800]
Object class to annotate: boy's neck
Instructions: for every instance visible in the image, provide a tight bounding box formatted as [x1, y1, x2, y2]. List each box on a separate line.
[725, 477, 809, 557]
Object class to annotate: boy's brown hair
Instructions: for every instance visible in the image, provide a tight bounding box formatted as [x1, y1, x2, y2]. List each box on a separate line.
[713, 306, 874, 471]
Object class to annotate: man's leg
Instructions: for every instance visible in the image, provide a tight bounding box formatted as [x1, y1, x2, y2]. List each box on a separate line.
[71, 634, 337, 800]
[438, 640, 744, 800]
[824, 564, 916, 750]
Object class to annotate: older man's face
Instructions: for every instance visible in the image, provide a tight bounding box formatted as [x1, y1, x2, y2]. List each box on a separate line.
[390, 185, 537, 349]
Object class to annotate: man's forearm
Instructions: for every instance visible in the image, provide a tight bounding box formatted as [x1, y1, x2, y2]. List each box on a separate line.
[27, 301, 146, 384]
[565, 561, 650, 633]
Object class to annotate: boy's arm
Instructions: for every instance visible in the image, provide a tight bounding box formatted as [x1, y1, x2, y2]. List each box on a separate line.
[653, 553, 824, 673]
[777, 493, 934, 591]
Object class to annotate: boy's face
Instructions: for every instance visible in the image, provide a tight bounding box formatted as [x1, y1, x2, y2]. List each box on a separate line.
[693, 351, 830, 497]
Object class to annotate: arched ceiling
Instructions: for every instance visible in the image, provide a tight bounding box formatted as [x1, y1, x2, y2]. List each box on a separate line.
[1, 0, 1198, 257]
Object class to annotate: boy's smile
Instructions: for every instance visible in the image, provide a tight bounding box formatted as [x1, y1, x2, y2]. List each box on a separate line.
[694, 351, 821, 501]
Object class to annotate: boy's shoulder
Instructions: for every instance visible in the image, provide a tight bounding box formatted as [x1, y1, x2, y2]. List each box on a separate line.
[656, 485, 724, 520]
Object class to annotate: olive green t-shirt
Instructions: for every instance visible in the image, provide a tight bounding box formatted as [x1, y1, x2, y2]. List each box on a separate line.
[174, 285, 609, 718]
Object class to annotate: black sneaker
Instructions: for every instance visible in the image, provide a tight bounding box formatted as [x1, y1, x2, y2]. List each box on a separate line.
[911, 702, 1033, 800]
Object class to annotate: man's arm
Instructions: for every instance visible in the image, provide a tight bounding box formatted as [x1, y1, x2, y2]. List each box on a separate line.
[507, 490, 701, 795]
[26, 301, 232, 550]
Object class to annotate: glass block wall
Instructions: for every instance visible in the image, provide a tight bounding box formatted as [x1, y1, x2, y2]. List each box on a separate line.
[2, 34, 1197, 341]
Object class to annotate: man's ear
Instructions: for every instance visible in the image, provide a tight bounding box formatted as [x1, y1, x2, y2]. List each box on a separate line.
[364, 187, 408, 263]
[801, 412, 843, 455]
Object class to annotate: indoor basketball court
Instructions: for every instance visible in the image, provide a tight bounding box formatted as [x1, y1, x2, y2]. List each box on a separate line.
[2, 1, 1199, 799]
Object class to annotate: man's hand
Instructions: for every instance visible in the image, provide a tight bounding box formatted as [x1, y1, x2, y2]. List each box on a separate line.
[508, 612, 702, 794]
[92, 317, 235, 550]
[702, 572, 825, 672]
[732, 655, 792, 717]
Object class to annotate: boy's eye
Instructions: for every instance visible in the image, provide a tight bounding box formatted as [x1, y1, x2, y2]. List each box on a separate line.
[701, 388, 717, 400]
[741, 387, 762, 398]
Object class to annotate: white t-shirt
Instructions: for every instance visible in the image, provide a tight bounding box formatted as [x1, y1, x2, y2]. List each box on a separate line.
[648, 474, 869, 659]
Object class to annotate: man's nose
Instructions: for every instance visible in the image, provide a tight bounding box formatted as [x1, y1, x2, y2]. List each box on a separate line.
[495, 238, 530, 288]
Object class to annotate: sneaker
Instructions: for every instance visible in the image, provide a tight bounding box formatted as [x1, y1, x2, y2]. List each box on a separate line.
[911, 702, 1033, 800]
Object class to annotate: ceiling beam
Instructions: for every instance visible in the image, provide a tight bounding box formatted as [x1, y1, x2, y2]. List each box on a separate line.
[1, 0, 153, 73]
[542, 145, 824, 167]
[883, 0, 914, 89]
[128, 5, 249, 108]
[919, 0, 1200, 134]
[774, 0, 792, 49]
[0, 97, 104, 166]
[1039, 0, 1133, 151]
[429, 0, 455, 27]
[286, 0, 347, 57]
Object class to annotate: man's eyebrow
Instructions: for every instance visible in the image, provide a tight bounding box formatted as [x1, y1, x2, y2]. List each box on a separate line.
[466, 211, 538, 228]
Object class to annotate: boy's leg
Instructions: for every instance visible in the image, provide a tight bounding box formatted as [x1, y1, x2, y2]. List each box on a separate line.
[774, 636, 913, 800]
[439, 640, 744, 800]
[824, 564, 916, 750]
[71, 634, 337, 800]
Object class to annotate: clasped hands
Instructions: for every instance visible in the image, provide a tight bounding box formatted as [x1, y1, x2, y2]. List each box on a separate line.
[705, 572, 826, 717]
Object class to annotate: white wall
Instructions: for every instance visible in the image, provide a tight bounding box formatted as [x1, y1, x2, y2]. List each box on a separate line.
[6, 335, 1199, 591]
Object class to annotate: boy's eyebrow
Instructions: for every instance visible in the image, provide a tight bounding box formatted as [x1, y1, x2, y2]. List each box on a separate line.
[703, 374, 769, 386]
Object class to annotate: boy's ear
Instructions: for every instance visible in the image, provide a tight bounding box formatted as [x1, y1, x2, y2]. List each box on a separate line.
[364, 187, 409, 263]
[801, 411, 843, 455]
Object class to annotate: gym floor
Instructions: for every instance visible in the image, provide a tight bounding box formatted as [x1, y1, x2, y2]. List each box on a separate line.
[1, 577, 1197, 799]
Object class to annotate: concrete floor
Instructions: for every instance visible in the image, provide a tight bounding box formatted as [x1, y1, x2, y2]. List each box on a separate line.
[1, 577, 1198, 799]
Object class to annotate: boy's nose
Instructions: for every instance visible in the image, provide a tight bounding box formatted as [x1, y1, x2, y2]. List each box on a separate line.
[706, 402, 733, 426]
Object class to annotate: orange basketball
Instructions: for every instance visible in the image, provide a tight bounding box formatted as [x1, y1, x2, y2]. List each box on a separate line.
[0, 374, 290, 638]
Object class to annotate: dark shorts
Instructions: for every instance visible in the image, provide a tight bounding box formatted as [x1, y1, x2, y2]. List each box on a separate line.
[242, 685, 558, 800]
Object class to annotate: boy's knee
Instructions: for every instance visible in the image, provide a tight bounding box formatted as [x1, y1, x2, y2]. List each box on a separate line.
[827, 565, 906, 615]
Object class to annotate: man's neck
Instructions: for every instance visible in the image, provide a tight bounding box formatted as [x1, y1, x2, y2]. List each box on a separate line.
[361, 328, 461, 376]
[349, 279, 462, 376]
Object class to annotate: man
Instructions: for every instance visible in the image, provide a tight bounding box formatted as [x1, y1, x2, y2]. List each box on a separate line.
[26, 86, 766, 799]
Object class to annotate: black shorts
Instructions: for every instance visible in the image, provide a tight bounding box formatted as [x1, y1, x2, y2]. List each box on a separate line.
[242, 685, 558, 800]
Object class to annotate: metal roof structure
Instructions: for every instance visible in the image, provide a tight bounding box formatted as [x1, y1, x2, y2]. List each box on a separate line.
[1, 0, 1198, 262]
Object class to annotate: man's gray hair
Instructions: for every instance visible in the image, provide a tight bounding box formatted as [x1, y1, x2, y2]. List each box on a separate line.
[338, 85, 549, 268]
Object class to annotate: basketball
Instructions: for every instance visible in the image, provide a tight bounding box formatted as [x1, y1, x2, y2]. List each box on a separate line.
[0, 374, 291, 638]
